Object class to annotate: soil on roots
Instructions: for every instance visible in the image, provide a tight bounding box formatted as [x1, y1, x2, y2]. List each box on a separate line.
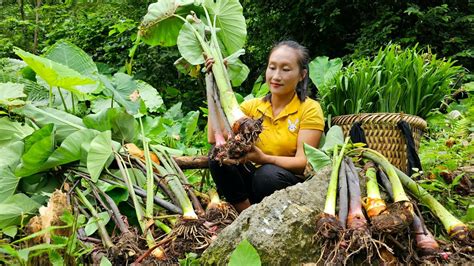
[205, 203, 238, 233]
[344, 226, 393, 264]
[110, 231, 144, 263]
[370, 201, 414, 234]
[315, 213, 342, 240]
[212, 117, 263, 162]
[166, 218, 214, 259]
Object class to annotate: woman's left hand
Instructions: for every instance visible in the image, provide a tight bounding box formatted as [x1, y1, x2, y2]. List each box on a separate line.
[243, 146, 268, 165]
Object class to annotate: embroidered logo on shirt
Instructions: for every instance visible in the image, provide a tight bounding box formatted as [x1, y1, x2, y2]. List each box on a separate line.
[287, 118, 299, 132]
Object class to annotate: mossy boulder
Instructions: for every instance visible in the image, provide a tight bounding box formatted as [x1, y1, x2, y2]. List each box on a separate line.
[201, 166, 331, 265]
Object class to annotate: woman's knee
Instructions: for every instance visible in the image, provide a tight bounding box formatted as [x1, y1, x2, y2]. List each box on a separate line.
[252, 164, 298, 201]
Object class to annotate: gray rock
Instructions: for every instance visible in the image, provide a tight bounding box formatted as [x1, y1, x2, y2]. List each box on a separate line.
[201, 166, 332, 265]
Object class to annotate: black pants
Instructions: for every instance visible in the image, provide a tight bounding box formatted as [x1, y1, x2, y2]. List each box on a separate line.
[209, 158, 302, 204]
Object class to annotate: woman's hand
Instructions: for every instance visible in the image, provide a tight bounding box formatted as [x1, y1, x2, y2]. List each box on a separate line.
[244, 146, 268, 165]
[221, 146, 268, 165]
[205, 57, 215, 73]
[204, 55, 227, 73]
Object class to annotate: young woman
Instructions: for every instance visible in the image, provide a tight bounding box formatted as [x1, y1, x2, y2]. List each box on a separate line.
[207, 41, 324, 212]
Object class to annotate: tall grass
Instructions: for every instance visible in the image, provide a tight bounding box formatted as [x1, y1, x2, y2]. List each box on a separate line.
[320, 44, 463, 118]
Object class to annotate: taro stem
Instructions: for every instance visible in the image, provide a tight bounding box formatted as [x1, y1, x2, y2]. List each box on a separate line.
[378, 169, 443, 257]
[393, 167, 470, 243]
[114, 152, 155, 248]
[317, 138, 349, 239]
[338, 160, 349, 229]
[153, 148, 198, 220]
[345, 157, 368, 232]
[75, 188, 115, 249]
[362, 161, 387, 219]
[358, 148, 414, 233]
[206, 73, 226, 147]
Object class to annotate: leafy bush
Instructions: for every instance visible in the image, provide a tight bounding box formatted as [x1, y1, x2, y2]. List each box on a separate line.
[311, 44, 464, 119]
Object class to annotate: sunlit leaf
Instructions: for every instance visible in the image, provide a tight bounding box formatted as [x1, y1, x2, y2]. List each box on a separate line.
[14, 47, 95, 94]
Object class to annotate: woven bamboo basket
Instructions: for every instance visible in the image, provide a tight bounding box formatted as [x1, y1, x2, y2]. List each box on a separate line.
[331, 113, 427, 173]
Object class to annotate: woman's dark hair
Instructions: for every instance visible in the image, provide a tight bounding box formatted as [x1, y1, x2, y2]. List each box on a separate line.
[263, 40, 310, 102]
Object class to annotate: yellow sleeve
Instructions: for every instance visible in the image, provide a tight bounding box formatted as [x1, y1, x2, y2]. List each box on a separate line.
[240, 98, 256, 117]
[300, 100, 325, 131]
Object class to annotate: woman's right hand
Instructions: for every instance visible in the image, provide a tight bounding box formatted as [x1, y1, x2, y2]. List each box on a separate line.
[204, 56, 227, 73]
[205, 57, 215, 73]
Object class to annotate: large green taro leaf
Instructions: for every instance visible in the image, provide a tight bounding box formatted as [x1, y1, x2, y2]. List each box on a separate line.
[0, 82, 26, 107]
[140, 0, 183, 46]
[0, 193, 41, 229]
[44, 40, 100, 95]
[99, 73, 145, 116]
[137, 80, 163, 113]
[40, 129, 99, 172]
[177, 22, 206, 65]
[15, 124, 55, 177]
[204, 0, 246, 55]
[0, 169, 19, 203]
[20, 104, 85, 142]
[0, 117, 34, 146]
[87, 130, 114, 182]
[308, 56, 342, 89]
[44, 40, 98, 76]
[83, 107, 137, 143]
[0, 141, 23, 202]
[14, 48, 95, 94]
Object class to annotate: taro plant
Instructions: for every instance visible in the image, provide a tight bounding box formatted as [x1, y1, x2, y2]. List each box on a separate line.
[139, 0, 263, 162]
[310, 44, 464, 119]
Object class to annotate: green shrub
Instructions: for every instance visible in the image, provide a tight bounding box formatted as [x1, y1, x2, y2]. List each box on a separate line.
[314, 44, 464, 119]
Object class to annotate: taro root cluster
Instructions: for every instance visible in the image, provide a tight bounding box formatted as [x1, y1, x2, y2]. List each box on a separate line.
[314, 147, 473, 265]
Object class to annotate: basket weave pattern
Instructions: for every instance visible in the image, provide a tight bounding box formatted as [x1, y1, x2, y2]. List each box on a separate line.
[332, 113, 427, 172]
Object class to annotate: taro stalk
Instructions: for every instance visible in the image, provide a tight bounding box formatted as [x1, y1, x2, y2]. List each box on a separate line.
[391, 168, 470, 243]
[316, 137, 349, 239]
[377, 169, 445, 258]
[148, 146, 213, 260]
[139, 0, 262, 161]
[362, 161, 387, 220]
[344, 157, 391, 264]
[357, 148, 414, 233]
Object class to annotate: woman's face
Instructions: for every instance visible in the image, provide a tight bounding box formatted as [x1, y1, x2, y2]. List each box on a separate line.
[265, 46, 306, 98]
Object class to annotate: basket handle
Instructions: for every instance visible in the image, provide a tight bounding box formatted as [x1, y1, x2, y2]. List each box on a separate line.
[397, 120, 422, 176]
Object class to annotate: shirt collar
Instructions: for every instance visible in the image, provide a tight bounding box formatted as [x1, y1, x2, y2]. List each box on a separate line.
[257, 94, 301, 120]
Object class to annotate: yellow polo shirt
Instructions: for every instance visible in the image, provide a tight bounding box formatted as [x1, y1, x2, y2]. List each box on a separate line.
[240, 94, 324, 157]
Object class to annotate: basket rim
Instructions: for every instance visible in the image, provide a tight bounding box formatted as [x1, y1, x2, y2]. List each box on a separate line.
[331, 112, 427, 130]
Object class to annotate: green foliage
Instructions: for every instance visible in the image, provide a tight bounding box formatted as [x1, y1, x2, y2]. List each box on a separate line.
[0, 193, 41, 229]
[418, 94, 473, 227]
[318, 44, 464, 118]
[0, 211, 91, 265]
[228, 239, 261, 266]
